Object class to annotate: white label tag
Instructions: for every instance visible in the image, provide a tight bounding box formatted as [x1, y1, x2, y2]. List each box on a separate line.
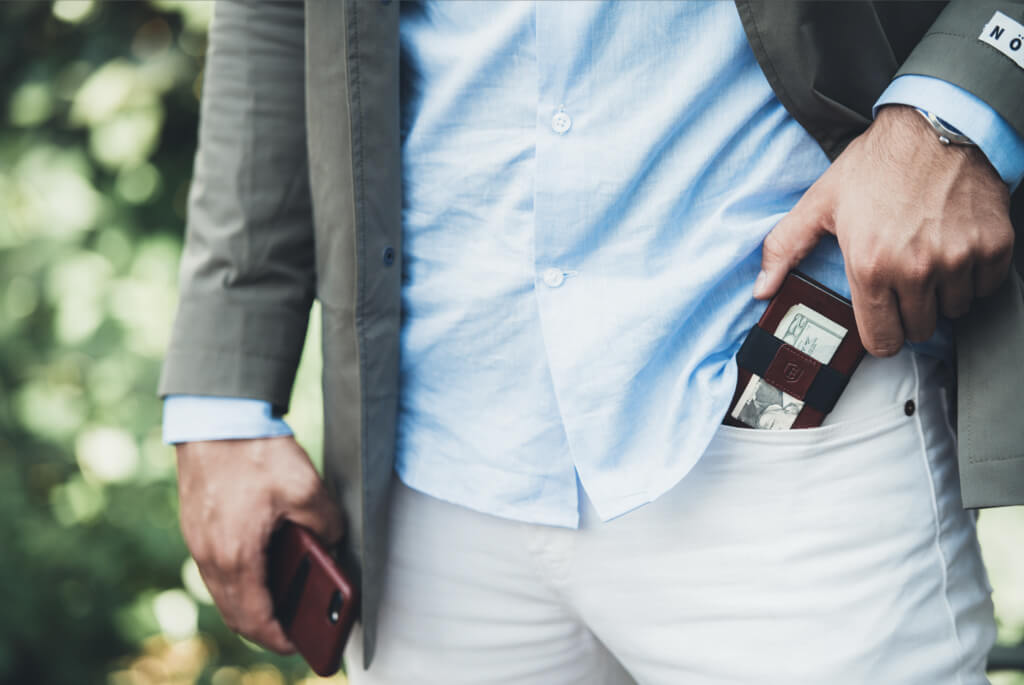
[979, 10, 1024, 70]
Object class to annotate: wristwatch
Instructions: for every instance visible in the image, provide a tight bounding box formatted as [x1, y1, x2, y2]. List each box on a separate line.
[914, 107, 976, 147]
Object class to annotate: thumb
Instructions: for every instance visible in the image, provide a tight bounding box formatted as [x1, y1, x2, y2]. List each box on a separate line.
[754, 181, 835, 300]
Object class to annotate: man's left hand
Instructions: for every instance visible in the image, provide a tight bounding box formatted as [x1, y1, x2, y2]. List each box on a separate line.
[754, 105, 1014, 357]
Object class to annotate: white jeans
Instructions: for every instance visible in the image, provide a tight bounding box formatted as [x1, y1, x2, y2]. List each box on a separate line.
[345, 349, 996, 684]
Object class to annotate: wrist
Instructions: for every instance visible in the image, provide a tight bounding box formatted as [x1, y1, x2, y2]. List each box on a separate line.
[872, 105, 1002, 183]
[174, 435, 298, 462]
[873, 76, 1024, 189]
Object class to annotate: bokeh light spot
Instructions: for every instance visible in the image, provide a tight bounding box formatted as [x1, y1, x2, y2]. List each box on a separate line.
[240, 664, 285, 685]
[151, 0, 214, 35]
[47, 250, 113, 344]
[153, 589, 198, 640]
[181, 557, 214, 606]
[52, 0, 95, 24]
[14, 146, 103, 238]
[50, 474, 107, 526]
[212, 666, 245, 685]
[116, 163, 162, 205]
[139, 429, 176, 482]
[5, 276, 40, 320]
[9, 82, 55, 128]
[16, 380, 86, 441]
[71, 59, 142, 127]
[979, 507, 1024, 645]
[94, 226, 134, 271]
[89, 105, 164, 170]
[76, 426, 140, 484]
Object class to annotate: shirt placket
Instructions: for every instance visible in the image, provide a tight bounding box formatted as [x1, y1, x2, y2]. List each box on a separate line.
[532, 2, 596, 488]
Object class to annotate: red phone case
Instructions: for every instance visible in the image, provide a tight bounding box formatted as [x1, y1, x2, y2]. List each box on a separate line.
[725, 271, 866, 429]
[266, 520, 358, 677]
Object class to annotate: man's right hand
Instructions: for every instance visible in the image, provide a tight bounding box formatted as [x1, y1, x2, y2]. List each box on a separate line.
[175, 436, 344, 653]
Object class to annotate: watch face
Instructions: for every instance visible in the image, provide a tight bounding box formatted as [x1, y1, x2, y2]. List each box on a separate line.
[934, 114, 965, 137]
[915, 108, 975, 146]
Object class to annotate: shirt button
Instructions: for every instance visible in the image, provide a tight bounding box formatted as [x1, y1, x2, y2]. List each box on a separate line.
[542, 268, 565, 288]
[551, 108, 572, 135]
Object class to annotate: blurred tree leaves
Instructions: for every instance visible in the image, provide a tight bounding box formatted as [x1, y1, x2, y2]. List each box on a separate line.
[0, 3, 332, 684]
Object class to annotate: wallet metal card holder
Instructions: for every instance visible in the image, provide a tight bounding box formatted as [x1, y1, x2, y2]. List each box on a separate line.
[724, 271, 867, 430]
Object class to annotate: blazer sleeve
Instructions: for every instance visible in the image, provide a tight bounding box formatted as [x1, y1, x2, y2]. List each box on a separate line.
[895, 1, 1024, 139]
[158, 0, 314, 413]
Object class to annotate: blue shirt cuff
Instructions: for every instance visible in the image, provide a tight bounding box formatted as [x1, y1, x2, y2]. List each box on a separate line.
[162, 394, 293, 444]
[874, 74, 1024, 191]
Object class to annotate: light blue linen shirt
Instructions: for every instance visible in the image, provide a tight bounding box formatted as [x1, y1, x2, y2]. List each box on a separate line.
[165, 2, 1024, 528]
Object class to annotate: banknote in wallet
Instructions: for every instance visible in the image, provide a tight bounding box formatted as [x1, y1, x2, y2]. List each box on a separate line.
[725, 271, 867, 430]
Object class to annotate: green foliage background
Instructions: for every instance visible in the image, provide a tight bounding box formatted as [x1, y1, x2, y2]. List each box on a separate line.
[0, 2, 1021, 685]
[0, 2, 329, 684]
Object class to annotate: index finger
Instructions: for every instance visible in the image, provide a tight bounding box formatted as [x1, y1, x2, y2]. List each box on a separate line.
[233, 555, 297, 654]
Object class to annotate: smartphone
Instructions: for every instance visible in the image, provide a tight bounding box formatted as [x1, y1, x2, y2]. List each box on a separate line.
[266, 520, 358, 677]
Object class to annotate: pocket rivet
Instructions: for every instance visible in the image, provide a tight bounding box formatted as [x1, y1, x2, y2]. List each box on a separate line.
[904, 399, 916, 417]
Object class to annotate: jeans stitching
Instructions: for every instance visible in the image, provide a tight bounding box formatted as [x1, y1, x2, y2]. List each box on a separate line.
[910, 353, 967, 685]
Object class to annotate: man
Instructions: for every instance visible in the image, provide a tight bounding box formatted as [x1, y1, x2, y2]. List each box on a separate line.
[161, 1, 1024, 682]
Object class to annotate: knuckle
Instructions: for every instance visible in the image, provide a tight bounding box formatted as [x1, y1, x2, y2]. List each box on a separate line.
[938, 247, 971, 275]
[971, 221, 1013, 265]
[852, 253, 888, 286]
[988, 219, 1014, 246]
[293, 478, 322, 508]
[976, 240, 1007, 266]
[214, 542, 247, 573]
[901, 256, 934, 285]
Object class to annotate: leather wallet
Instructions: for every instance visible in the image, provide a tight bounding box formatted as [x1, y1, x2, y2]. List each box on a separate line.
[724, 271, 866, 430]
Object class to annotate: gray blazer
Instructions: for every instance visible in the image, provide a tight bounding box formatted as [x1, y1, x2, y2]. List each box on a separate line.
[160, 0, 1024, 667]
